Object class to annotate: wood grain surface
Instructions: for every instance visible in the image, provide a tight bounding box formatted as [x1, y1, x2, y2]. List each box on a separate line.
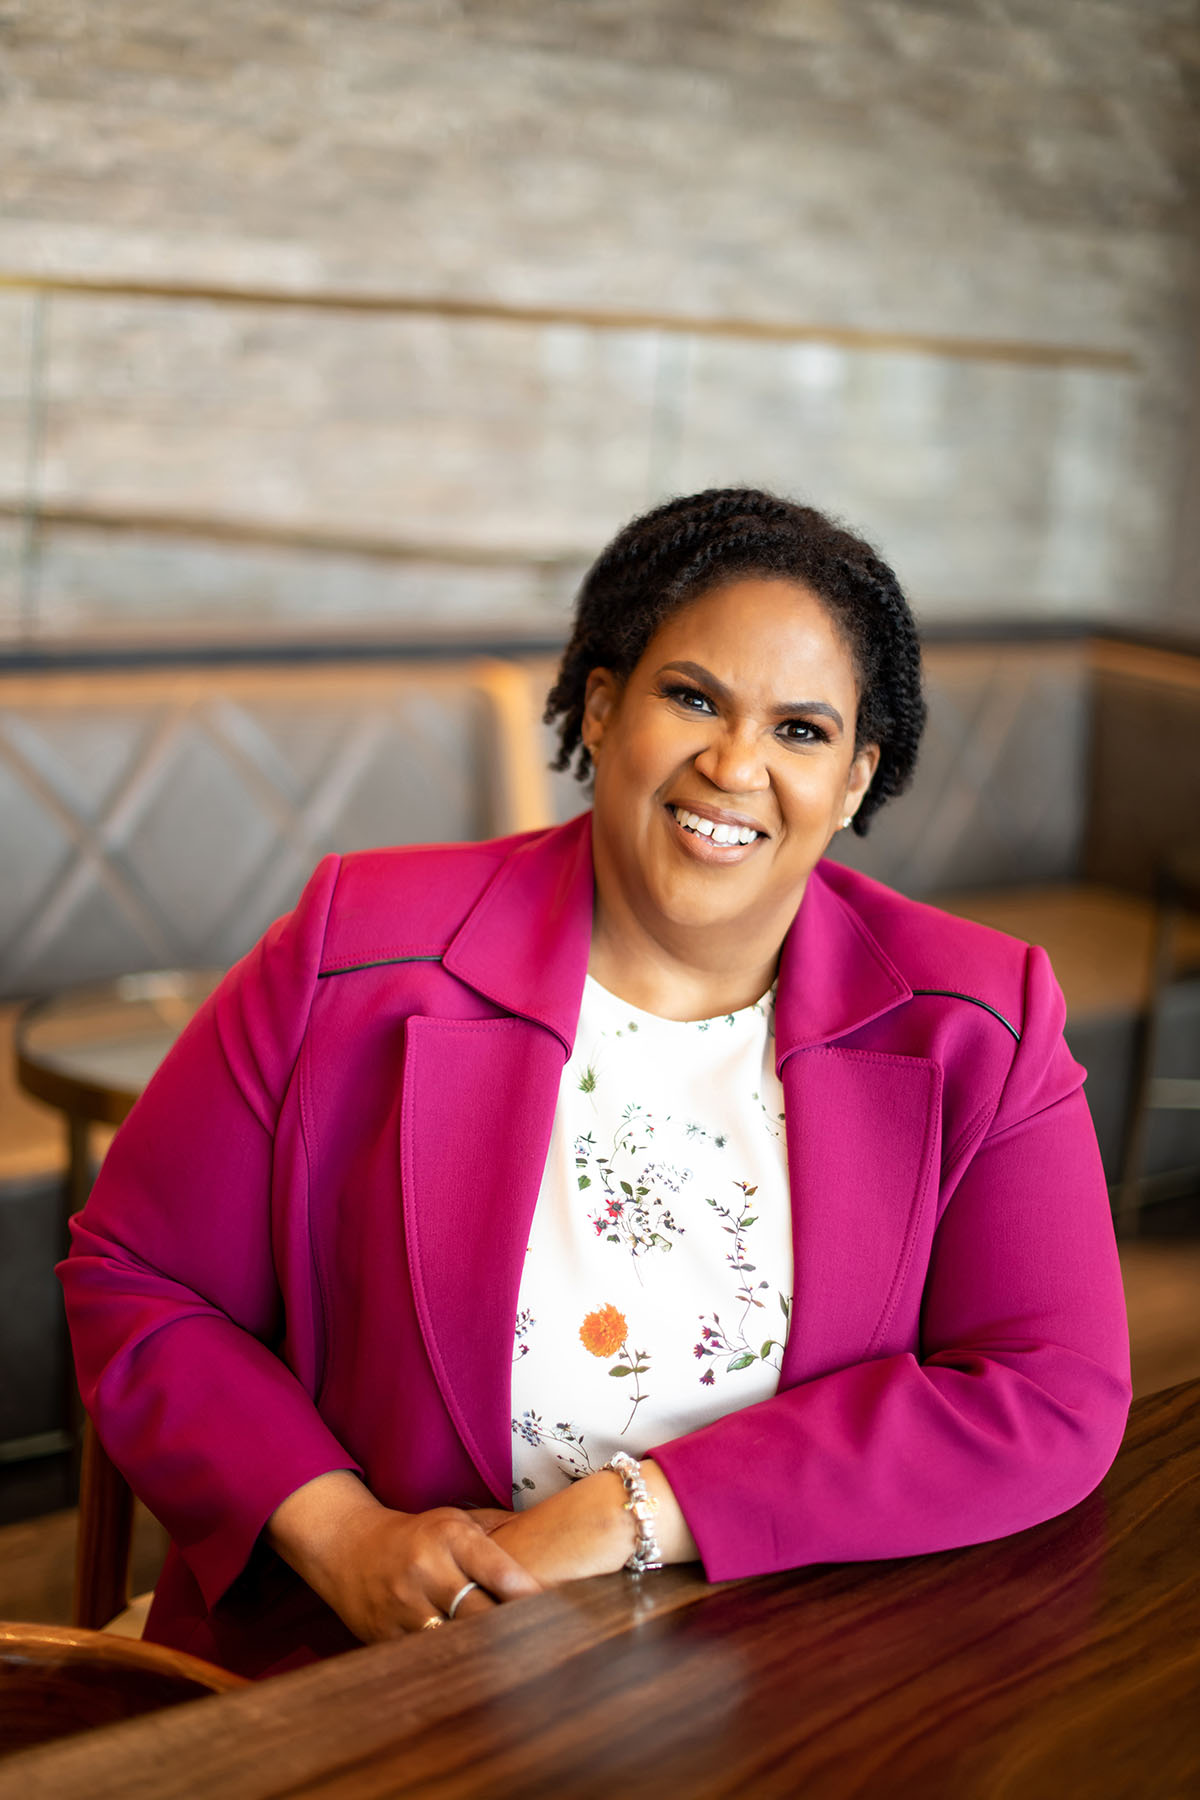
[0, 1622, 245, 1759]
[0, 273, 1139, 369]
[2, 1380, 1197, 1799]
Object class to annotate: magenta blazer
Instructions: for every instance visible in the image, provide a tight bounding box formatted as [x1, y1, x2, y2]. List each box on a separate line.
[60, 813, 1131, 1677]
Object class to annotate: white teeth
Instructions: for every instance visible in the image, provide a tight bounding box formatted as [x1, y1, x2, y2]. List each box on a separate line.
[672, 806, 758, 846]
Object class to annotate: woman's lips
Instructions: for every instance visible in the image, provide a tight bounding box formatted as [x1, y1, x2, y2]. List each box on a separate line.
[667, 803, 764, 859]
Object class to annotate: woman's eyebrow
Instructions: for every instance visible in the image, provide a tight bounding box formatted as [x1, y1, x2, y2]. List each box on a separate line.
[657, 660, 845, 734]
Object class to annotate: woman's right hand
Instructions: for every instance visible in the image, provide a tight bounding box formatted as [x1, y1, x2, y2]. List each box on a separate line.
[266, 1469, 541, 1640]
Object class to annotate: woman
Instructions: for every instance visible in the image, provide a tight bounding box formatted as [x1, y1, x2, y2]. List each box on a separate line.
[61, 489, 1131, 1679]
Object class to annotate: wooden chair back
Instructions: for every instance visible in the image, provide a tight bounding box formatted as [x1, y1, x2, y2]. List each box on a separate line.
[0, 1620, 245, 1758]
[73, 1421, 137, 1632]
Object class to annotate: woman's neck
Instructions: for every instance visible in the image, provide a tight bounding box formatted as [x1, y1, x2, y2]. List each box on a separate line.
[586, 906, 781, 1022]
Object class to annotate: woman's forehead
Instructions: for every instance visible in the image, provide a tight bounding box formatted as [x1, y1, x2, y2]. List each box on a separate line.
[639, 577, 861, 688]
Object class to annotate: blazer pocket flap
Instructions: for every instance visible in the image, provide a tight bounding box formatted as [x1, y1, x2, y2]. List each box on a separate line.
[781, 1047, 942, 1380]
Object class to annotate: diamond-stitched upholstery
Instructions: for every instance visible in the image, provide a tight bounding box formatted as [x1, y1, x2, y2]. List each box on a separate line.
[0, 661, 548, 1001]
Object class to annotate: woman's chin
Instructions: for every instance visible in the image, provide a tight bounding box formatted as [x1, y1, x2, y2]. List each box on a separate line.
[647, 869, 768, 939]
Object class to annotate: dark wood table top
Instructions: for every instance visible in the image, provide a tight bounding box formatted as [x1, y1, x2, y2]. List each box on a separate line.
[15, 971, 220, 1127]
[4, 1379, 1198, 1799]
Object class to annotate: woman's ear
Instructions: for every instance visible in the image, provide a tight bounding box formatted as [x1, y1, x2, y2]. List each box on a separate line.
[581, 668, 620, 757]
[841, 743, 881, 822]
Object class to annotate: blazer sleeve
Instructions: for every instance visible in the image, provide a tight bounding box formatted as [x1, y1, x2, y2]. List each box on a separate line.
[58, 855, 362, 1611]
[649, 944, 1132, 1580]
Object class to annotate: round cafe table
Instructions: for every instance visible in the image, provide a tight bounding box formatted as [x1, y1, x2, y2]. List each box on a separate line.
[12, 970, 223, 1613]
[14, 970, 221, 1218]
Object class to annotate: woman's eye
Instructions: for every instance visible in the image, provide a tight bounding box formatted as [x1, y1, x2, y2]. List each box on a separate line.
[778, 719, 827, 745]
[665, 685, 715, 713]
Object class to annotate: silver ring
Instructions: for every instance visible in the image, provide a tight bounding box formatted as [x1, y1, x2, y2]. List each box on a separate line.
[419, 1615, 444, 1631]
[447, 1580, 480, 1620]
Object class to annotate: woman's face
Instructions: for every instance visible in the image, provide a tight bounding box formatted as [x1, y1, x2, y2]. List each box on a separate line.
[582, 576, 880, 955]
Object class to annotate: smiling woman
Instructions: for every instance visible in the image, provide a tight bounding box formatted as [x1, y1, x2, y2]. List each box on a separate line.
[580, 578, 881, 1017]
[60, 489, 1130, 1680]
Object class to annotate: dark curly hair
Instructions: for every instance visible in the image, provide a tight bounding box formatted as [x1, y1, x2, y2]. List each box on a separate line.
[544, 487, 925, 835]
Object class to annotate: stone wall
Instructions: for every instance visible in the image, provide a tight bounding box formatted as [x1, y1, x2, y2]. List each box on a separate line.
[1, 0, 1198, 645]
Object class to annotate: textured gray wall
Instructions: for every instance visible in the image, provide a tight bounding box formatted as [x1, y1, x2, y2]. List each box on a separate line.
[1, 0, 1198, 644]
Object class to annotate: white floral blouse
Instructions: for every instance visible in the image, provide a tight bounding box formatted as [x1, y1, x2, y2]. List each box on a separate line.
[510, 974, 793, 1503]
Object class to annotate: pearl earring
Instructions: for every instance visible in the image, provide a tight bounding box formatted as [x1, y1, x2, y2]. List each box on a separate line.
[840, 815, 853, 830]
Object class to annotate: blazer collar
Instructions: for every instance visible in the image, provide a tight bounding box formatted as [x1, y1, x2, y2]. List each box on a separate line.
[443, 810, 595, 1056]
[444, 813, 911, 1058]
[774, 862, 912, 1064]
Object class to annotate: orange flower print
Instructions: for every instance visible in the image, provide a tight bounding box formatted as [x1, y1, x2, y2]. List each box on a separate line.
[578, 1305, 651, 1432]
[579, 1303, 627, 1359]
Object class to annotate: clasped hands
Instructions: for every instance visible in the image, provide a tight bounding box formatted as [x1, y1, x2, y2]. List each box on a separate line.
[266, 1462, 694, 1642]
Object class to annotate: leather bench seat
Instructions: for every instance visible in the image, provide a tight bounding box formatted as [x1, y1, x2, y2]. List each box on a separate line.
[937, 885, 1200, 1022]
[936, 885, 1200, 1179]
[3, 638, 1198, 1193]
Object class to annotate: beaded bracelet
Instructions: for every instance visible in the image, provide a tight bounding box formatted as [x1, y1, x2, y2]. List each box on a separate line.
[604, 1451, 664, 1574]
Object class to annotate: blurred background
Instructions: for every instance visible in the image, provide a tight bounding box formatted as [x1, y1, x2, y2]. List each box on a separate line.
[1, 1, 1198, 643]
[1, 0, 1198, 1604]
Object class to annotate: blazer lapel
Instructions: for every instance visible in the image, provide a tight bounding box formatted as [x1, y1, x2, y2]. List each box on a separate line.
[399, 815, 596, 1501]
[444, 810, 595, 1053]
[775, 863, 941, 1377]
[400, 1012, 568, 1502]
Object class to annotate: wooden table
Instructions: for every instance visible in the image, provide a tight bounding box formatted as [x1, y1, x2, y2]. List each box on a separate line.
[3, 1379, 1198, 1799]
[14, 970, 220, 1216]
[9, 972, 220, 1486]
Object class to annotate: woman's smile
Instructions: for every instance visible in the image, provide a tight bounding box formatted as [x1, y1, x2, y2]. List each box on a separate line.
[666, 802, 765, 857]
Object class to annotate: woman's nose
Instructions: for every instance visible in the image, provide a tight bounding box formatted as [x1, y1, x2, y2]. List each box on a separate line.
[692, 724, 770, 793]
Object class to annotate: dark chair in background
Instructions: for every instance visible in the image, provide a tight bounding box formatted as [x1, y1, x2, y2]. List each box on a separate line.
[1118, 844, 1200, 1234]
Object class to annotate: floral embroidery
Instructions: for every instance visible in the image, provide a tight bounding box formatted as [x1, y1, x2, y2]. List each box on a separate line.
[511, 1412, 597, 1484]
[693, 1182, 791, 1379]
[513, 1408, 544, 1448]
[579, 1304, 651, 1433]
[511, 976, 792, 1502]
[577, 1107, 687, 1264]
[751, 1090, 786, 1140]
[513, 1307, 535, 1362]
[695, 997, 768, 1034]
[641, 1160, 688, 1194]
[579, 1303, 627, 1358]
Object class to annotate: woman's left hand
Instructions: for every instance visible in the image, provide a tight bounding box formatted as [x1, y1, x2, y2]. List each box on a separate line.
[485, 1459, 699, 1585]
